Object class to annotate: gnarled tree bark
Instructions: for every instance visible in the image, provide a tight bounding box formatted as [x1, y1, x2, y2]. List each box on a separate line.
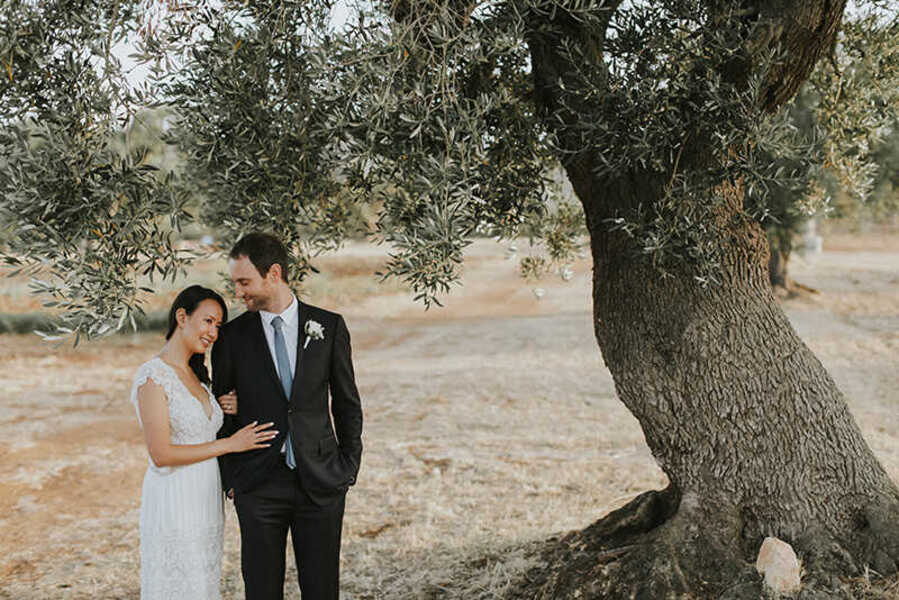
[516, 1, 899, 597]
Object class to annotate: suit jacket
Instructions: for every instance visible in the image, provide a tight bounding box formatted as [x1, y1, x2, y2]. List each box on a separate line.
[213, 300, 363, 506]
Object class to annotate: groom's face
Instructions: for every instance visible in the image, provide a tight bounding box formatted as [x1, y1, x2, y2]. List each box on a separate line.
[229, 255, 277, 312]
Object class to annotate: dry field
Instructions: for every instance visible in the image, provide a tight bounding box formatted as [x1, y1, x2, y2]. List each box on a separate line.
[1, 230, 898, 599]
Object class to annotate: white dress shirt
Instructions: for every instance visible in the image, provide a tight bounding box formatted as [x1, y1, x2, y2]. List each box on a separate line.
[259, 295, 299, 457]
[259, 294, 299, 379]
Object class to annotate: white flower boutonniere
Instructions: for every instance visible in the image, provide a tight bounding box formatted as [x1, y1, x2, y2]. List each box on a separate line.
[304, 320, 325, 349]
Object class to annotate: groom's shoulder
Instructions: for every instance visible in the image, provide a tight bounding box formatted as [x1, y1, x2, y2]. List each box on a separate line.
[300, 302, 344, 326]
[222, 310, 257, 333]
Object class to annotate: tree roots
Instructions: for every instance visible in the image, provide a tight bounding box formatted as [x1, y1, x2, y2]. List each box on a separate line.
[506, 488, 899, 599]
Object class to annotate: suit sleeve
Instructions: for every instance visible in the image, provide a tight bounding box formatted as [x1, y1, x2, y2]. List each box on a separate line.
[212, 324, 239, 438]
[330, 315, 363, 484]
[212, 324, 238, 491]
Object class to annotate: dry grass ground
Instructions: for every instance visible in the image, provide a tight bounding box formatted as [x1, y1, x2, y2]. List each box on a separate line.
[0, 229, 897, 599]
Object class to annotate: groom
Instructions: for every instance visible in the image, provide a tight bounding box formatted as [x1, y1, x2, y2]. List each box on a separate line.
[213, 232, 363, 600]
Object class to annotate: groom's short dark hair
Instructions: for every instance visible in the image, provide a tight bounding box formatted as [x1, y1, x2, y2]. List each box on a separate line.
[230, 232, 290, 282]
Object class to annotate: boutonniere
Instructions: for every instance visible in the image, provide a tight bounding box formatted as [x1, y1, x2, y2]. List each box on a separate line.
[304, 320, 325, 349]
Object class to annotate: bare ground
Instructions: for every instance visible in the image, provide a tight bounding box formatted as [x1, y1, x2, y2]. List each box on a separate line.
[0, 232, 897, 599]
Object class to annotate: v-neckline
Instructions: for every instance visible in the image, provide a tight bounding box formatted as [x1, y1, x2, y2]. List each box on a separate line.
[155, 357, 215, 422]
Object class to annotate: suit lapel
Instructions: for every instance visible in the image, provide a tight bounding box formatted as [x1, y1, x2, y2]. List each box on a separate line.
[291, 301, 308, 404]
[250, 312, 288, 402]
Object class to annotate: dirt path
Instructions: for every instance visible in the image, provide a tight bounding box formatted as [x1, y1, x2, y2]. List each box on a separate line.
[0, 235, 896, 599]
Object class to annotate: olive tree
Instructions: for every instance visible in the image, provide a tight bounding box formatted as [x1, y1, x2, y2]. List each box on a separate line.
[3, 0, 899, 596]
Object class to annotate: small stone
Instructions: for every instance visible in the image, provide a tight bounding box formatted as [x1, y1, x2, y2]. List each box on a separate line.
[755, 537, 801, 596]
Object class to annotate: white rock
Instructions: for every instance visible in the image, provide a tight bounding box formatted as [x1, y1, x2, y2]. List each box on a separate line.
[755, 537, 801, 596]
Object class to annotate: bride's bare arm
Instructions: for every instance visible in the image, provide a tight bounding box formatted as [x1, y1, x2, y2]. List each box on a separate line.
[137, 380, 277, 468]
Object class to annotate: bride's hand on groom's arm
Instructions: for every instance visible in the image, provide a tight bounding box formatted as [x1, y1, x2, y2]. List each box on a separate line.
[217, 390, 238, 415]
[226, 421, 278, 453]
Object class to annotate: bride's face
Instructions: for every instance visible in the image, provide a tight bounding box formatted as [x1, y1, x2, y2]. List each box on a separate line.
[177, 299, 223, 354]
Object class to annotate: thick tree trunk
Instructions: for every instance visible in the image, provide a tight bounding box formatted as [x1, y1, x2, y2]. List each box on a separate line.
[510, 179, 899, 600]
[591, 206, 881, 534]
[516, 1, 899, 596]
[600, 197, 896, 590]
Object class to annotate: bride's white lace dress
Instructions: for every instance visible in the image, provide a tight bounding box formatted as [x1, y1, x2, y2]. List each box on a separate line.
[130, 357, 224, 600]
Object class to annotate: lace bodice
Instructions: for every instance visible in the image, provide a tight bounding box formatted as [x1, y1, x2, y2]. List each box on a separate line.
[131, 358, 224, 464]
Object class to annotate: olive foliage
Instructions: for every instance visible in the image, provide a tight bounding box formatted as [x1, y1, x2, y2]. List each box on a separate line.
[0, 0, 193, 339]
[1, 0, 896, 337]
[764, 11, 899, 267]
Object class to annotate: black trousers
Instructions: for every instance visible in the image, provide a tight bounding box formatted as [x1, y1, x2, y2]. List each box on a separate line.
[234, 461, 345, 600]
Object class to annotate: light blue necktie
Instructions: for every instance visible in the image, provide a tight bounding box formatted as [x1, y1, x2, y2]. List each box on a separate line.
[271, 316, 296, 469]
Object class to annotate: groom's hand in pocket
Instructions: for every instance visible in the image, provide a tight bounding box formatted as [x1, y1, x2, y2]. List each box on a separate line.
[217, 390, 238, 415]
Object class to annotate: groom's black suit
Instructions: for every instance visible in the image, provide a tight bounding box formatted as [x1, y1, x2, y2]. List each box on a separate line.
[213, 300, 362, 600]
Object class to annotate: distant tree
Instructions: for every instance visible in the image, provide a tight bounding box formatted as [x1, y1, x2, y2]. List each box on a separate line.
[3, 1, 899, 596]
[763, 14, 899, 293]
[846, 120, 899, 223]
[752, 84, 822, 293]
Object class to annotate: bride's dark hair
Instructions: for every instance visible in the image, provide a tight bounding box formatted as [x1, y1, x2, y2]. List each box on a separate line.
[165, 285, 228, 385]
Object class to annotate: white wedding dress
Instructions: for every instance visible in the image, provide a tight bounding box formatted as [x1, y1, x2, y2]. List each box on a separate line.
[130, 357, 225, 600]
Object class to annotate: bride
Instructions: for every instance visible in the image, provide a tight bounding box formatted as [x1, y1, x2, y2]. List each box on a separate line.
[130, 285, 276, 599]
